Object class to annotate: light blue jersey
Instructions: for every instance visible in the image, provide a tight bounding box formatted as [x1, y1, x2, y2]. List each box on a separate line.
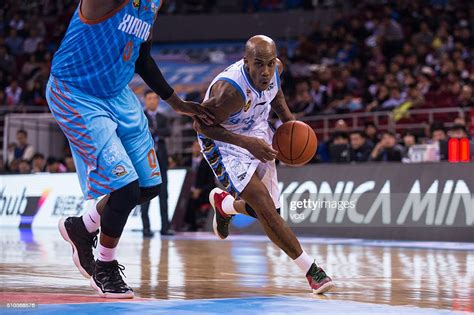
[51, 0, 161, 98]
[46, 0, 163, 199]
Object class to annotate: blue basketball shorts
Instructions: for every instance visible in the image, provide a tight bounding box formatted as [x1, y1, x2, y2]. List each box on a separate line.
[46, 75, 162, 199]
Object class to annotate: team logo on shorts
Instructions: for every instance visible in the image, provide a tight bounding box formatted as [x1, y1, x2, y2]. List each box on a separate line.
[230, 160, 247, 181]
[103, 143, 121, 166]
[112, 165, 128, 177]
[133, 0, 140, 9]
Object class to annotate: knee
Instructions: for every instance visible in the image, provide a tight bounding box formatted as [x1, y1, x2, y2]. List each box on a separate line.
[139, 184, 161, 204]
[109, 180, 141, 211]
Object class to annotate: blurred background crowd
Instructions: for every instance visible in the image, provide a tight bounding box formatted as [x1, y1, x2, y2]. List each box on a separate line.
[1, 0, 473, 174]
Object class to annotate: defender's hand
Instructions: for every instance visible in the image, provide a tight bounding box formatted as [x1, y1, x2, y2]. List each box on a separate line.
[177, 101, 215, 125]
[244, 138, 278, 163]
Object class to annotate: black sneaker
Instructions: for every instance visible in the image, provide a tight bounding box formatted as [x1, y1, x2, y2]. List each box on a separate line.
[58, 217, 98, 278]
[90, 260, 134, 299]
[209, 188, 233, 239]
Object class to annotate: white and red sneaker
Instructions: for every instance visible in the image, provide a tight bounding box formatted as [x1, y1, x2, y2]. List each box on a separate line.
[209, 188, 233, 239]
[306, 263, 335, 294]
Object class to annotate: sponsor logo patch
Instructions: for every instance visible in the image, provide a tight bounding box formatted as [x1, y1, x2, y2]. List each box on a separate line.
[244, 100, 251, 112]
[112, 165, 128, 177]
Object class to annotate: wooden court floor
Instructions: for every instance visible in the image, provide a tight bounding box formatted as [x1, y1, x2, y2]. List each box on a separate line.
[0, 228, 472, 313]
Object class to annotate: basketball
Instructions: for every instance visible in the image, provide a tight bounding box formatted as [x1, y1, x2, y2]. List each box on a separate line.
[272, 121, 318, 166]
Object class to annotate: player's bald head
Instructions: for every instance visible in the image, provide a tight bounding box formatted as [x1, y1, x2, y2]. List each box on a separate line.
[244, 35, 279, 92]
[244, 35, 276, 59]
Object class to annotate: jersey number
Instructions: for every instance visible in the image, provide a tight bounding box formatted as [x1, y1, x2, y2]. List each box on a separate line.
[242, 117, 255, 131]
[230, 116, 255, 131]
[147, 149, 157, 169]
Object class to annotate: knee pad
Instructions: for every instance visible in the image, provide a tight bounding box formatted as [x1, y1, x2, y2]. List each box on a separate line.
[101, 180, 140, 238]
[245, 204, 281, 219]
[139, 184, 161, 204]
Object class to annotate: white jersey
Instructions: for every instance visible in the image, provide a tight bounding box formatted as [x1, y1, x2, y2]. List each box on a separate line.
[204, 59, 280, 138]
[198, 59, 281, 207]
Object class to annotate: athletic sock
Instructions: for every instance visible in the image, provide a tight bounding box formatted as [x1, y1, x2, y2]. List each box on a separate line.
[82, 203, 101, 233]
[98, 244, 117, 262]
[222, 194, 238, 215]
[294, 251, 315, 274]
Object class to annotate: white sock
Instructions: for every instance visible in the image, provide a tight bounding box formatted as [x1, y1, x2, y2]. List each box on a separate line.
[82, 204, 101, 233]
[222, 195, 238, 215]
[98, 244, 117, 262]
[294, 251, 315, 274]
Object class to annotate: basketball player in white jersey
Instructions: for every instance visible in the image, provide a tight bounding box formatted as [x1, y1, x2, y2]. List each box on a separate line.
[194, 35, 334, 294]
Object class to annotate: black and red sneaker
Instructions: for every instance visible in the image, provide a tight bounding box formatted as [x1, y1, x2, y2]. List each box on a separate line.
[306, 263, 335, 294]
[58, 216, 98, 278]
[209, 188, 233, 239]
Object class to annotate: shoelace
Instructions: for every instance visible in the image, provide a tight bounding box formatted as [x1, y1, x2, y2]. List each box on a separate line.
[312, 268, 327, 282]
[99, 262, 128, 286]
[91, 235, 98, 249]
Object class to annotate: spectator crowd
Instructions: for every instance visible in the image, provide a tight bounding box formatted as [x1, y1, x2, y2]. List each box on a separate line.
[280, 0, 473, 116]
[0, 129, 76, 174]
[1, 0, 473, 173]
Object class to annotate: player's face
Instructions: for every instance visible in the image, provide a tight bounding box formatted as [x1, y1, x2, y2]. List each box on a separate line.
[246, 54, 277, 91]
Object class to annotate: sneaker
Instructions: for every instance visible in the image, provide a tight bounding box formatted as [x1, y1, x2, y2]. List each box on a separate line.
[90, 260, 134, 299]
[58, 217, 98, 278]
[209, 188, 232, 239]
[306, 263, 335, 294]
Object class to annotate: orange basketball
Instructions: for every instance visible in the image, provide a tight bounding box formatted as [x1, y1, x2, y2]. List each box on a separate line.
[272, 121, 318, 166]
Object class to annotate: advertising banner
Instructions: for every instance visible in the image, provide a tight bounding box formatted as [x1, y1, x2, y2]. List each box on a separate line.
[230, 163, 474, 242]
[0, 170, 187, 231]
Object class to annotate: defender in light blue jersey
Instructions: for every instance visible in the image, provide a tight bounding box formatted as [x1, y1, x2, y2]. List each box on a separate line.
[48, 0, 214, 299]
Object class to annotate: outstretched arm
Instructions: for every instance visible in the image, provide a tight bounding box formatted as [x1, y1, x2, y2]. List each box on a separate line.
[271, 59, 295, 122]
[135, 39, 214, 125]
[195, 81, 278, 162]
